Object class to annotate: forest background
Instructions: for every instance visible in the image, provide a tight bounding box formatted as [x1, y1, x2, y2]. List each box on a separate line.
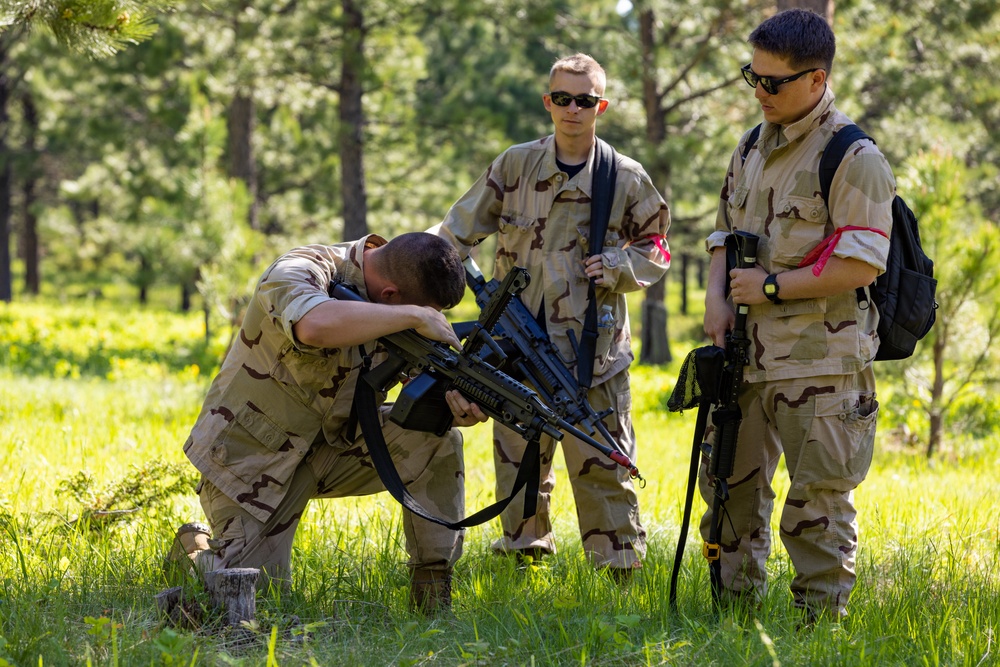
[1, 0, 999, 664]
[3, 0, 1000, 452]
[3, 0, 1000, 453]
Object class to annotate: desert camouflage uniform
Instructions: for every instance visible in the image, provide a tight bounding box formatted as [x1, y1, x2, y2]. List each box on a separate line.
[701, 86, 893, 615]
[183, 235, 465, 585]
[429, 135, 670, 568]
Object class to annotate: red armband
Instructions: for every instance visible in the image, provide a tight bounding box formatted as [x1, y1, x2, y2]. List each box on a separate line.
[798, 225, 888, 276]
[643, 234, 671, 263]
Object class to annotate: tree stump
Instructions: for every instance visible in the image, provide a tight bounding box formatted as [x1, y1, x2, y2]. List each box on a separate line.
[154, 585, 204, 629]
[154, 586, 184, 624]
[204, 568, 260, 626]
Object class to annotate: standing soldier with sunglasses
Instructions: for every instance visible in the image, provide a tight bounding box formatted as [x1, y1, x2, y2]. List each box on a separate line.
[702, 9, 894, 623]
[429, 53, 670, 581]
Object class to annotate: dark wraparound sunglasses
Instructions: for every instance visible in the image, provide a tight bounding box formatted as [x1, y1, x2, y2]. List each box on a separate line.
[548, 91, 602, 108]
[741, 63, 822, 95]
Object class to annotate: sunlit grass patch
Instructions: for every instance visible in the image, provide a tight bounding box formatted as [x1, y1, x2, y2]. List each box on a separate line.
[0, 297, 998, 665]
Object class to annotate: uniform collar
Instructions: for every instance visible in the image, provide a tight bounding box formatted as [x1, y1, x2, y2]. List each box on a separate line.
[759, 85, 837, 149]
[344, 233, 387, 300]
[539, 135, 597, 196]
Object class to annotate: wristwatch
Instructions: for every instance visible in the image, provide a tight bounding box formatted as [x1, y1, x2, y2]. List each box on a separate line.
[762, 273, 782, 304]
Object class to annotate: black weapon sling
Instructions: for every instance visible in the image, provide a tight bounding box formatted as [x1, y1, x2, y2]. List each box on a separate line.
[666, 345, 725, 609]
[352, 345, 541, 530]
[576, 138, 618, 390]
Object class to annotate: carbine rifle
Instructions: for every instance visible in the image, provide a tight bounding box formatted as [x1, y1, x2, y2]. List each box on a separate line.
[666, 230, 759, 608]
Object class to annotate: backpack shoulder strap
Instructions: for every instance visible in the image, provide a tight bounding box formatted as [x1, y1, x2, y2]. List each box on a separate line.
[818, 124, 875, 308]
[819, 124, 872, 205]
[740, 124, 762, 164]
[577, 137, 618, 390]
[589, 137, 618, 257]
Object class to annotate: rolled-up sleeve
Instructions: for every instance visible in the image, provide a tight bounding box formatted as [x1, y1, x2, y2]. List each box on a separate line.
[603, 165, 671, 293]
[255, 245, 340, 347]
[827, 143, 895, 274]
[707, 146, 743, 253]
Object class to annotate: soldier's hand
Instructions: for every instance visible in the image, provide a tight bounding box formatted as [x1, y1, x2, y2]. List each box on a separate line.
[728, 266, 769, 306]
[704, 292, 735, 348]
[583, 255, 605, 284]
[445, 390, 488, 426]
[412, 307, 462, 350]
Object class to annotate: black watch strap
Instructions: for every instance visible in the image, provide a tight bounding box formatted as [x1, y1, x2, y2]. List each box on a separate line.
[763, 273, 782, 304]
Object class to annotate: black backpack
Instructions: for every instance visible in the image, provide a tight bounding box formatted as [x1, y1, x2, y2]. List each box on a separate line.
[742, 123, 938, 361]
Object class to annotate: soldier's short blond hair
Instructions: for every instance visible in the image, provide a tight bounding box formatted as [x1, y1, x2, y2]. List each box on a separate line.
[549, 53, 606, 93]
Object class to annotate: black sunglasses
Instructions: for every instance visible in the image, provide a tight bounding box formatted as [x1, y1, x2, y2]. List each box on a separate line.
[741, 63, 822, 95]
[548, 91, 602, 109]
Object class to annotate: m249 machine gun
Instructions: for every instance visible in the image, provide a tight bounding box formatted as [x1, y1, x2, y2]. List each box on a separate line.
[462, 257, 640, 481]
[329, 266, 638, 529]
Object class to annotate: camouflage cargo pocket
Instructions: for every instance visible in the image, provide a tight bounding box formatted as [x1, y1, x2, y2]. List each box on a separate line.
[770, 195, 829, 270]
[790, 390, 878, 492]
[497, 214, 537, 266]
[210, 403, 299, 485]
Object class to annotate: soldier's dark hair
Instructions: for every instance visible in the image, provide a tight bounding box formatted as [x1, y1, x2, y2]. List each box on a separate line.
[378, 232, 466, 309]
[749, 9, 835, 74]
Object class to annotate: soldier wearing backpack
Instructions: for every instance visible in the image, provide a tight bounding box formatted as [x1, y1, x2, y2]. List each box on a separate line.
[702, 9, 894, 623]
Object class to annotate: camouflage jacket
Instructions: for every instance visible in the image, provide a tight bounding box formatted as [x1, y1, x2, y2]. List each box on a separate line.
[707, 86, 894, 383]
[429, 135, 671, 386]
[184, 235, 387, 522]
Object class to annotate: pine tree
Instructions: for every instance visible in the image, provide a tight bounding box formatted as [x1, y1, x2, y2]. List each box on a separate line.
[1, 0, 169, 58]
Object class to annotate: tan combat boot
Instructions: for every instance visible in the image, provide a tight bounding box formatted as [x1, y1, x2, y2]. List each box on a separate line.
[166, 521, 213, 567]
[409, 567, 452, 615]
[159, 522, 213, 626]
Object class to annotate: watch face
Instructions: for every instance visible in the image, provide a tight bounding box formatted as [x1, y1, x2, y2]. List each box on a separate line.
[764, 282, 777, 295]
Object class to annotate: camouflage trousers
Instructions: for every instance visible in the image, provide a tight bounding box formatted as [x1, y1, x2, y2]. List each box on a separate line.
[491, 371, 645, 569]
[194, 405, 466, 587]
[699, 367, 878, 616]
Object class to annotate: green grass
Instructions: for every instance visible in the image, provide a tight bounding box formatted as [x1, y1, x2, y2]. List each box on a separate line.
[0, 298, 998, 666]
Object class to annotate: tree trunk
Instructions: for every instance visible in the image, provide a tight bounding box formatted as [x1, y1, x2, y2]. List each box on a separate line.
[21, 90, 39, 295]
[340, 0, 368, 242]
[679, 253, 689, 315]
[138, 255, 150, 305]
[203, 301, 212, 346]
[180, 282, 192, 312]
[0, 44, 12, 303]
[637, 6, 672, 365]
[640, 277, 671, 364]
[926, 332, 946, 457]
[227, 91, 259, 231]
[777, 0, 834, 25]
